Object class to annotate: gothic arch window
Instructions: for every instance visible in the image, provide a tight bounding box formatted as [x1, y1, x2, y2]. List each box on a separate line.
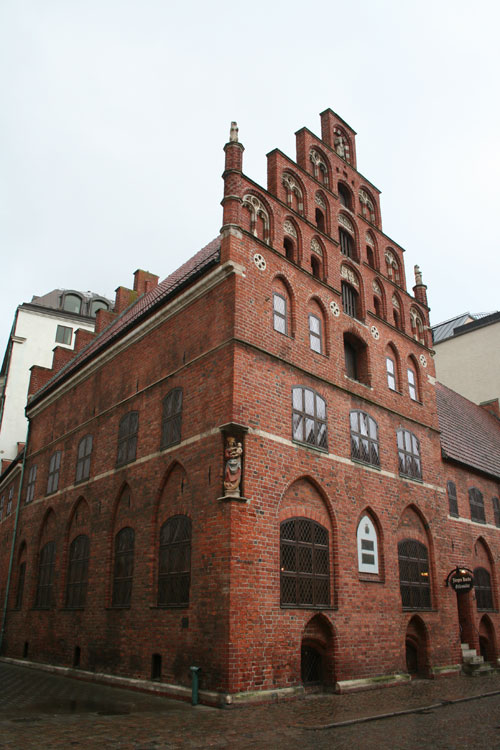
[339, 214, 356, 260]
[386, 344, 400, 391]
[311, 238, 325, 281]
[392, 294, 404, 331]
[344, 333, 369, 385]
[292, 387, 327, 450]
[397, 429, 422, 480]
[398, 539, 431, 610]
[469, 488, 485, 524]
[283, 218, 299, 262]
[310, 148, 329, 187]
[447, 481, 459, 517]
[385, 249, 401, 284]
[15, 544, 27, 609]
[407, 360, 419, 402]
[338, 182, 352, 209]
[350, 411, 380, 466]
[493, 497, 500, 528]
[158, 515, 191, 607]
[282, 172, 304, 214]
[366, 232, 378, 268]
[47, 450, 62, 495]
[410, 307, 426, 344]
[75, 434, 93, 483]
[112, 527, 134, 607]
[66, 534, 90, 608]
[35, 541, 56, 609]
[357, 515, 379, 574]
[359, 188, 376, 224]
[117, 411, 138, 467]
[242, 193, 271, 244]
[280, 518, 330, 607]
[272, 278, 292, 336]
[161, 389, 183, 449]
[474, 567, 493, 611]
[315, 192, 328, 233]
[372, 279, 384, 319]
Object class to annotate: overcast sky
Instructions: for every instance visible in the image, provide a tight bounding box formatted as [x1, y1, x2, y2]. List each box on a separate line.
[1, 0, 499, 358]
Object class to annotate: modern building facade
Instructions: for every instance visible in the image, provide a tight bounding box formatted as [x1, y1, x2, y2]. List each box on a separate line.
[0, 112, 498, 705]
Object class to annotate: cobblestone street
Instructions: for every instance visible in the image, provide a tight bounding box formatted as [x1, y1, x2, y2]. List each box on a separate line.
[1, 660, 500, 749]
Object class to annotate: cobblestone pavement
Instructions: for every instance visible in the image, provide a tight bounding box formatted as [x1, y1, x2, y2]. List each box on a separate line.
[1, 661, 500, 749]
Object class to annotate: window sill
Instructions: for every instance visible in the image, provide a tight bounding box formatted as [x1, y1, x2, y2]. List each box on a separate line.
[292, 440, 328, 454]
[351, 458, 381, 471]
[61, 607, 85, 611]
[160, 440, 181, 452]
[344, 375, 371, 389]
[152, 604, 190, 610]
[402, 607, 435, 612]
[399, 474, 423, 484]
[280, 604, 334, 611]
[358, 575, 385, 584]
[106, 606, 131, 610]
[31, 607, 54, 611]
[74, 477, 90, 486]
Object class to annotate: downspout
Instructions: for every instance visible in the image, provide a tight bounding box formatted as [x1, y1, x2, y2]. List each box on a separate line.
[0, 421, 30, 654]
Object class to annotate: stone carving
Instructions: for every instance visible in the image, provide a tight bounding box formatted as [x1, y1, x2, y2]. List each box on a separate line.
[414, 264, 423, 285]
[366, 232, 374, 247]
[229, 121, 239, 142]
[339, 213, 354, 234]
[334, 127, 351, 163]
[243, 194, 270, 243]
[385, 249, 399, 281]
[253, 253, 266, 271]
[315, 192, 326, 209]
[359, 189, 376, 223]
[372, 280, 381, 295]
[283, 220, 297, 238]
[392, 294, 400, 309]
[330, 300, 340, 317]
[282, 173, 304, 213]
[341, 265, 359, 288]
[370, 325, 380, 340]
[419, 354, 427, 368]
[311, 238, 323, 255]
[223, 437, 243, 497]
[310, 149, 329, 186]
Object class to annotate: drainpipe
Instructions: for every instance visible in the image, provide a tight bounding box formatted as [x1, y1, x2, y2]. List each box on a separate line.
[0, 422, 30, 654]
[190, 666, 201, 705]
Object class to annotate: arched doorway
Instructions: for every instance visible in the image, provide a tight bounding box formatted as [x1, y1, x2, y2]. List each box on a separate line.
[300, 614, 335, 689]
[405, 616, 430, 678]
[479, 616, 497, 664]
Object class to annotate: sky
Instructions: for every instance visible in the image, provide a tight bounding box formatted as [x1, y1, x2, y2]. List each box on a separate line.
[1, 0, 499, 357]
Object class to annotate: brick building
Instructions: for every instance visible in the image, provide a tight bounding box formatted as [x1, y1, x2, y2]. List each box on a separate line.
[0, 111, 499, 705]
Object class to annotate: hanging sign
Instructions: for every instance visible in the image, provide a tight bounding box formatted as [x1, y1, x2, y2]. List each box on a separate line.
[448, 567, 474, 593]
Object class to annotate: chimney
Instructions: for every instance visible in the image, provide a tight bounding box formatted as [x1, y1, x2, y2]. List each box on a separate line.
[73, 328, 96, 353]
[133, 270, 159, 297]
[114, 286, 138, 315]
[479, 399, 500, 420]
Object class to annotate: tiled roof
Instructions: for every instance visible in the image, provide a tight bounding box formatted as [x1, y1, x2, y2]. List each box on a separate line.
[435, 382, 500, 479]
[30, 237, 221, 405]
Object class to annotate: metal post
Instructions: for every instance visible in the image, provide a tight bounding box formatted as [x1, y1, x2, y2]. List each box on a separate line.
[190, 666, 201, 705]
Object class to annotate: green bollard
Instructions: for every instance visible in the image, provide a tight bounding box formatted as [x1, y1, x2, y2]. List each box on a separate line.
[190, 666, 201, 706]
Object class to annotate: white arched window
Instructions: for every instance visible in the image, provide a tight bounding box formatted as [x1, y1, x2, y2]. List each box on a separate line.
[357, 515, 379, 574]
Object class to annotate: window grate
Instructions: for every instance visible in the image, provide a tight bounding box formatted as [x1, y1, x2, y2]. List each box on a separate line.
[469, 488, 485, 524]
[35, 542, 56, 608]
[66, 535, 90, 608]
[280, 518, 330, 608]
[398, 539, 431, 610]
[474, 567, 493, 611]
[447, 481, 459, 517]
[158, 516, 191, 607]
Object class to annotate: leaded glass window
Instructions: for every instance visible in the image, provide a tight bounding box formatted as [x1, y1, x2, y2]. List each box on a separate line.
[112, 527, 134, 607]
[493, 497, 500, 528]
[161, 390, 182, 449]
[47, 451, 62, 495]
[158, 515, 191, 607]
[469, 488, 485, 524]
[66, 535, 90, 608]
[292, 387, 327, 450]
[350, 411, 380, 467]
[117, 412, 138, 467]
[75, 435, 93, 483]
[35, 541, 56, 608]
[397, 429, 422, 480]
[280, 518, 330, 608]
[474, 567, 493, 611]
[398, 539, 431, 610]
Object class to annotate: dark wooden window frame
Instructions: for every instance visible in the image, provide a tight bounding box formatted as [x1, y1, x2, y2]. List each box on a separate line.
[46, 451, 62, 495]
[35, 541, 56, 609]
[280, 517, 330, 608]
[116, 412, 139, 467]
[397, 429, 422, 480]
[469, 487, 486, 524]
[15, 561, 26, 609]
[112, 527, 135, 608]
[66, 534, 90, 608]
[447, 480, 459, 517]
[350, 410, 380, 467]
[493, 497, 500, 528]
[75, 435, 93, 483]
[292, 387, 328, 451]
[158, 515, 191, 607]
[474, 567, 494, 611]
[161, 389, 183, 450]
[341, 281, 358, 319]
[398, 539, 431, 610]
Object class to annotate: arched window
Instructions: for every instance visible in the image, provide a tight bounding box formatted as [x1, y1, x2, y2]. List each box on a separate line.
[117, 411, 138, 467]
[283, 236, 295, 260]
[385, 250, 401, 284]
[75, 435, 93, 483]
[308, 313, 322, 353]
[341, 281, 358, 319]
[338, 183, 351, 209]
[397, 429, 422, 480]
[474, 567, 493, 611]
[292, 387, 327, 450]
[315, 208, 325, 233]
[161, 389, 183, 449]
[311, 254, 321, 279]
[359, 189, 376, 224]
[410, 308, 426, 344]
[282, 172, 304, 214]
[310, 149, 329, 187]
[62, 293, 82, 314]
[47, 451, 62, 495]
[493, 497, 500, 528]
[280, 518, 330, 607]
[66, 534, 90, 608]
[158, 516, 191, 607]
[447, 481, 459, 517]
[357, 516, 379, 574]
[398, 540, 431, 610]
[469, 488, 485, 524]
[344, 333, 369, 384]
[392, 294, 404, 331]
[407, 364, 418, 401]
[350, 411, 380, 466]
[386, 355, 397, 390]
[35, 541, 56, 608]
[90, 299, 109, 317]
[242, 194, 270, 243]
[112, 527, 134, 607]
[273, 292, 287, 334]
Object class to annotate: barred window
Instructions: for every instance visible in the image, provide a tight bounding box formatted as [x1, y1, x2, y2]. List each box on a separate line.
[117, 412, 138, 467]
[15, 561, 26, 609]
[350, 411, 380, 467]
[35, 541, 56, 608]
[398, 539, 431, 610]
[161, 389, 183, 449]
[474, 567, 493, 611]
[397, 429, 422, 480]
[341, 282, 358, 318]
[47, 451, 62, 495]
[280, 518, 330, 608]
[469, 488, 485, 524]
[66, 535, 90, 608]
[386, 357, 397, 390]
[112, 527, 135, 607]
[75, 435, 93, 483]
[339, 228, 354, 258]
[357, 516, 379, 574]
[447, 481, 459, 517]
[158, 515, 191, 607]
[308, 313, 322, 353]
[493, 497, 500, 528]
[292, 387, 327, 450]
[26, 465, 37, 503]
[273, 293, 287, 334]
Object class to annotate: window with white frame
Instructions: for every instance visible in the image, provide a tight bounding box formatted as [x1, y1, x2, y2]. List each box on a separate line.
[273, 293, 287, 334]
[357, 515, 379, 574]
[407, 367, 418, 401]
[386, 357, 397, 390]
[308, 313, 322, 353]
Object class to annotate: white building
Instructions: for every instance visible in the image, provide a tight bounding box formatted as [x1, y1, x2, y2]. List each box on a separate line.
[0, 289, 112, 463]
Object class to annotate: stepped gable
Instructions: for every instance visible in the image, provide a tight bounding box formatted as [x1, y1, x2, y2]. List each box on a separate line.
[436, 381, 500, 479]
[29, 236, 221, 404]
